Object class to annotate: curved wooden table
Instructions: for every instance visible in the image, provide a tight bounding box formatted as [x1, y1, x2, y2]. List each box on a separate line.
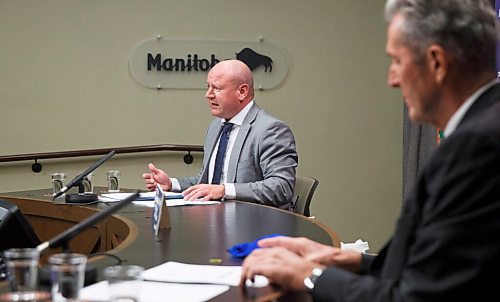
[0, 188, 339, 302]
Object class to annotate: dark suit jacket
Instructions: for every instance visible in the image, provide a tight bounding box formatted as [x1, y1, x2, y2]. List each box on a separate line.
[177, 102, 298, 209]
[313, 83, 500, 301]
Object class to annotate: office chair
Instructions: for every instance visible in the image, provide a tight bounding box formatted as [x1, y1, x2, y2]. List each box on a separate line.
[291, 176, 319, 217]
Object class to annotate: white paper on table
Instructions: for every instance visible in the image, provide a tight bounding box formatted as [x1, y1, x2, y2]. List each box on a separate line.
[99, 191, 182, 202]
[165, 199, 220, 207]
[80, 280, 229, 302]
[142, 261, 268, 288]
[131, 199, 221, 208]
[98, 192, 220, 207]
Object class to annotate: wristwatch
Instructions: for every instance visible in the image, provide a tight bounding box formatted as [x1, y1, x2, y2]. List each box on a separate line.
[304, 267, 324, 292]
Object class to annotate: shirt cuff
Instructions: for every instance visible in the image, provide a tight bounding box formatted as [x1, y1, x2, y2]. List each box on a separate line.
[170, 178, 181, 192]
[224, 183, 236, 200]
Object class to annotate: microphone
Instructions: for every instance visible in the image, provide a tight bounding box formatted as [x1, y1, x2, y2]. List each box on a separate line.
[52, 150, 116, 200]
[38, 191, 140, 253]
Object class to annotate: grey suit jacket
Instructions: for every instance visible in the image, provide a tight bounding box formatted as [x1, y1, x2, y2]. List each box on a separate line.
[177, 103, 298, 209]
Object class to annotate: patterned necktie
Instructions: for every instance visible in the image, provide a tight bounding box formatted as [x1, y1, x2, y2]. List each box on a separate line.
[211, 122, 234, 184]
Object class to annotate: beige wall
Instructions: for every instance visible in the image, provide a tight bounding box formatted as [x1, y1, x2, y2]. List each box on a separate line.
[0, 0, 403, 251]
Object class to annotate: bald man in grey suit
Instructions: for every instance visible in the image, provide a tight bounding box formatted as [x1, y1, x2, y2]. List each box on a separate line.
[143, 60, 298, 209]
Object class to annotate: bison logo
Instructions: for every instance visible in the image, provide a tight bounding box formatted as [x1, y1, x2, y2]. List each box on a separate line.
[236, 48, 273, 72]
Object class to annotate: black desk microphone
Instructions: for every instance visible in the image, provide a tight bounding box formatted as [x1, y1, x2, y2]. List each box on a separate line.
[52, 150, 115, 201]
[37, 191, 140, 287]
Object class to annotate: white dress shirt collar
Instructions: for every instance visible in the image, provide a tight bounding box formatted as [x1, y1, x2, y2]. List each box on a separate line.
[443, 80, 497, 138]
[222, 100, 254, 126]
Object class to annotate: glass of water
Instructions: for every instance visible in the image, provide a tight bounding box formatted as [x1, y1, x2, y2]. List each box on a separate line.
[104, 265, 144, 302]
[107, 170, 121, 193]
[51, 173, 66, 197]
[3, 248, 39, 301]
[48, 253, 87, 302]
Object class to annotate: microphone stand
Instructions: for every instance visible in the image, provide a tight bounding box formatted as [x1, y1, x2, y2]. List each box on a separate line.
[38, 191, 140, 287]
[65, 179, 97, 204]
[39, 191, 140, 253]
[52, 150, 115, 203]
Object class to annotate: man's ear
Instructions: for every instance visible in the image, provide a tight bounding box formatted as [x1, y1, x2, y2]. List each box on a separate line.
[237, 83, 249, 102]
[427, 44, 448, 84]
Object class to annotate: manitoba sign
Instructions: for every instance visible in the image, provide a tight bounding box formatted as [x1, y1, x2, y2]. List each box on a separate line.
[129, 37, 289, 90]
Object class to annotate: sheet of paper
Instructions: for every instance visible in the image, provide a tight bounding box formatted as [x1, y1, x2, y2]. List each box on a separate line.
[99, 191, 182, 202]
[166, 199, 220, 206]
[99, 192, 220, 207]
[142, 261, 268, 288]
[131, 199, 220, 207]
[80, 280, 229, 302]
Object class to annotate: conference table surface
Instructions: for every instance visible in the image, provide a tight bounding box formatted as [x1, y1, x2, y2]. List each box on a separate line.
[0, 188, 340, 302]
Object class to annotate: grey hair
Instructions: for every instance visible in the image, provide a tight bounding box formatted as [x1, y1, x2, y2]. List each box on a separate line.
[384, 0, 496, 73]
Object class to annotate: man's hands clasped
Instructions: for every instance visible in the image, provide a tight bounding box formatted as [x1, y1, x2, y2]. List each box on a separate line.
[240, 236, 362, 292]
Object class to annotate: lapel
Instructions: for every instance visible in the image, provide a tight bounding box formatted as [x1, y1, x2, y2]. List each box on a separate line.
[226, 103, 260, 182]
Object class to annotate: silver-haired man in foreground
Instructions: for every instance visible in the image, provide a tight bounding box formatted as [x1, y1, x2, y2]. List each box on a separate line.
[241, 1, 500, 300]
